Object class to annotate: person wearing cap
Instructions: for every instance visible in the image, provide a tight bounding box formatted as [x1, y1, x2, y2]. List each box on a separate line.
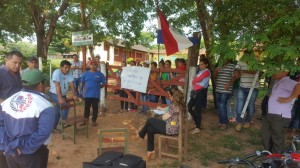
[48, 60, 77, 131]
[0, 51, 23, 168]
[0, 69, 55, 168]
[71, 54, 83, 98]
[80, 60, 106, 126]
[21, 56, 38, 76]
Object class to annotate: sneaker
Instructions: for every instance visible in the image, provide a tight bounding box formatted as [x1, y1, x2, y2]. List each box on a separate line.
[190, 128, 201, 134]
[243, 122, 250, 128]
[236, 123, 242, 132]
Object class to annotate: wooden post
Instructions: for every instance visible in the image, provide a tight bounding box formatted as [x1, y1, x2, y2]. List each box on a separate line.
[183, 32, 201, 159]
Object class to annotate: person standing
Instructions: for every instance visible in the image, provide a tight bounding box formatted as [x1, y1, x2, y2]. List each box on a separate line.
[214, 60, 235, 129]
[0, 69, 55, 168]
[234, 50, 260, 131]
[140, 61, 150, 114]
[188, 58, 211, 134]
[117, 61, 129, 113]
[48, 60, 77, 131]
[0, 51, 23, 168]
[21, 56, 38, 76]
[71, 54, 83, 99]
[261, 71, 299, 153]
[80, 61, 106, 127]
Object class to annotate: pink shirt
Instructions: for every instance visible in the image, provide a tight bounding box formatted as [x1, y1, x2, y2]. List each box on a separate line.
[268, 76, 298, 118]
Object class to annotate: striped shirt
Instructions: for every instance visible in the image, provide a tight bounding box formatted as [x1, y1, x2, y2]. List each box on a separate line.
[235, 62, 260, 88]
[216, 63, 235, 93]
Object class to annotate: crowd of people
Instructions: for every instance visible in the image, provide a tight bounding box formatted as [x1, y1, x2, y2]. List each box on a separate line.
[0, 52, 106, 168]
[0, 50, 299, 167]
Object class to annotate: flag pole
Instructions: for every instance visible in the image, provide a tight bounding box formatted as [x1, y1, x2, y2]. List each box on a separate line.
[158, 44, 160, 62]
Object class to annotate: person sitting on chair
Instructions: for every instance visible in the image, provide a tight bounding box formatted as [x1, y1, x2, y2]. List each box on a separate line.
[137, 86, 186, 160]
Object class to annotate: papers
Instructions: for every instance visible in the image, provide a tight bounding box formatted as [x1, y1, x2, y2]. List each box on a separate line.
[153, 109, 166, 115]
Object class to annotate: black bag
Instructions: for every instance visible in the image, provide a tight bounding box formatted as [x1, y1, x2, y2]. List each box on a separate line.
[113, 154, 146, 168]
[83, 151, 123, 168]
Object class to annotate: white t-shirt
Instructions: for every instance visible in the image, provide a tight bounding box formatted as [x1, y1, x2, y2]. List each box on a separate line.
[235, 61, 260, 88]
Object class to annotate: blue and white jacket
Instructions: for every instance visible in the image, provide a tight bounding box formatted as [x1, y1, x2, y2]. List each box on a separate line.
[0, 89, 55, 156]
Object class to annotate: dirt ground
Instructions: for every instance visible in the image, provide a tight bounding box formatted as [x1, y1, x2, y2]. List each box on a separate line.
[47, 97, 263, 168]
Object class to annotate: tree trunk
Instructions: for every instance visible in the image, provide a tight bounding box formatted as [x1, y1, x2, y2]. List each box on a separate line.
[195, 0, 217, 108]
[80, 0, 88, 72]
[28, 0, 70, 60]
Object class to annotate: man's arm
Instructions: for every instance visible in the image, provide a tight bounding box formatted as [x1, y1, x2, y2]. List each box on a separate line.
[225, 70, 239, 90]
[278, 84, 300, 103]
[69, 82, 78, 101]
[54, 81, 65, 105]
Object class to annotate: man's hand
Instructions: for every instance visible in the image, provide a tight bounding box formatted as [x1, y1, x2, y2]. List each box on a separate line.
[277, 97, 292, 104]
[73, 95, 78, 102]
[58, 97, 65, 105]
[224, 84, 230, 90]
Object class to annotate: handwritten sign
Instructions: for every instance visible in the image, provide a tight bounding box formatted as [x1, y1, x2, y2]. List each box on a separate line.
[121, 67, 150, 93]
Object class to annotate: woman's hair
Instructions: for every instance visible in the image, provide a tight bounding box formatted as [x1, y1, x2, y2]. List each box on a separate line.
[200, 58, 209, 65]
[168, 86, 186, 114]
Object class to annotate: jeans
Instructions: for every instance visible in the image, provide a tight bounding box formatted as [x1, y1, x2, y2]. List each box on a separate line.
[216, 92, 231, 125]
[138, 118, 166, 151]
[48, 92, 70, 129]
[73, 78, 82, 98]
[227, 88, 238, 118]
[141, 93, 149, 112]
[149, 95, 159, 103]
[236, 87, 259, 123]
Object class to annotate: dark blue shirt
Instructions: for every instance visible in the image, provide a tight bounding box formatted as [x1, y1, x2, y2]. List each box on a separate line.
[0, 66, 22, 100]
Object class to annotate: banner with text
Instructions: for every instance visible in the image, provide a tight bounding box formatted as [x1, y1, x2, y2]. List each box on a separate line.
[121, 67, 150, 93]
[72, 31, 93, 46]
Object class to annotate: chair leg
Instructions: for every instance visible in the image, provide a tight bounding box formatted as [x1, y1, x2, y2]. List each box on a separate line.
[158, 136, 162, 159]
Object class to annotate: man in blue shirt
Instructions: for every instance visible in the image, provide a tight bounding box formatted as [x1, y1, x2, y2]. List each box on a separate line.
[0, 51, 23, 168]
[80, 60, 106, 126]
[0, 69, 55, 168]
[48, 60, 78, 131]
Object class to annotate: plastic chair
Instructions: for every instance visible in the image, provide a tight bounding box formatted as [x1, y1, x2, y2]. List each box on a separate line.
[60, 98, 88, 144]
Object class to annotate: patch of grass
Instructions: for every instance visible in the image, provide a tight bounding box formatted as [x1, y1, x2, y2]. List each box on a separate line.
[200, 151, 219, 166]
[245, 128, 262, 146]
[221, 135, 243, 151]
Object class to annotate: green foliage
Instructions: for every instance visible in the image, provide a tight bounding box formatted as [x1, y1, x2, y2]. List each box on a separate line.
[4, 42, 37, 58]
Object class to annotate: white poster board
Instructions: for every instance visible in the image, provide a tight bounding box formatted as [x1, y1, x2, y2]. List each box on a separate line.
[121, 67, 150, 93]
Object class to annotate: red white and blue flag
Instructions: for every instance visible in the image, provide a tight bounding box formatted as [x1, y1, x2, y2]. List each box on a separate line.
[157, 10, 193, 56]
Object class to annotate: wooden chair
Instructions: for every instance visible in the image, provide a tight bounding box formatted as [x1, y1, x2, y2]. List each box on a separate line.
[98, 128, 128, 155]
[158, 110, 187, 162]
[60, 98, 88, 144]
